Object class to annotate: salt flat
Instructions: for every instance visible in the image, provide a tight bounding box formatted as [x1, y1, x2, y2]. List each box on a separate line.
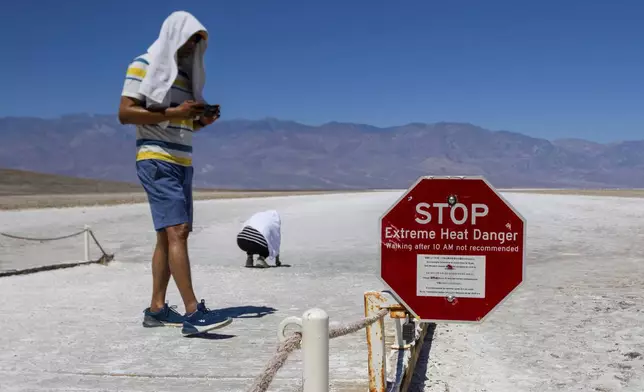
[0, 192, 398, 392]
[1, 191, 643, 391]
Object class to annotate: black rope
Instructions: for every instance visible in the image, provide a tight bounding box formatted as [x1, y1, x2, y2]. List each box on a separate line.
[0, 254, 113, 277]
[0, 228, 114, 278]
[0, 229, 87, 242]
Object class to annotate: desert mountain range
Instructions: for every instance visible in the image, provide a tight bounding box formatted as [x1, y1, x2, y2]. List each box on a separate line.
[1, 114, 642, 189]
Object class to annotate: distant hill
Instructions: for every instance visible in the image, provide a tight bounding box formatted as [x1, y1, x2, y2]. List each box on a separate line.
[0, 168, 143, 196]
[1, 114, 643, 189]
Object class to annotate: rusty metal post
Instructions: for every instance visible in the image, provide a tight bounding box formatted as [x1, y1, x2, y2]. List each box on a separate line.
[364, 290, 402, 391]
[364, 291, 387, 391]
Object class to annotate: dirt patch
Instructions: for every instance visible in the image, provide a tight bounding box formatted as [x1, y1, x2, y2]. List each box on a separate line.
[0, 167, 370, 210]
[0, 190, 360, 211]
[0, 168, 143, 196]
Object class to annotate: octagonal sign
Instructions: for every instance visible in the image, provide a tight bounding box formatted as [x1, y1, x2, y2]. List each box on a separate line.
[379, 176, 526, 323]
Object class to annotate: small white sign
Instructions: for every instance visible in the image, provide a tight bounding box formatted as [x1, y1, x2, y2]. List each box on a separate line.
[417, 254, 486, 298]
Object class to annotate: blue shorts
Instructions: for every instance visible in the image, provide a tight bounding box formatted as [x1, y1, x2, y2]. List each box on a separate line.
[136, 159, 194, 232]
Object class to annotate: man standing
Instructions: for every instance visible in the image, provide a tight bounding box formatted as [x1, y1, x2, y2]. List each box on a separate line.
[237, 210, 282, 268]
[118, 10, 231, 336]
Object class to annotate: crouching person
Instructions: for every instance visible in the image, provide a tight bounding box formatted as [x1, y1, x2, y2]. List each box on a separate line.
[237, 210, 282, 268]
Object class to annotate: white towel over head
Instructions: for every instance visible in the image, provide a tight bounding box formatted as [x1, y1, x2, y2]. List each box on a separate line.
[138, 11, 208, 106]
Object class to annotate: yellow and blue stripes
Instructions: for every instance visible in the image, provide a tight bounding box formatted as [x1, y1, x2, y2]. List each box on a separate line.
[121, 53, 196, 167]
[125, 57, 193, 94]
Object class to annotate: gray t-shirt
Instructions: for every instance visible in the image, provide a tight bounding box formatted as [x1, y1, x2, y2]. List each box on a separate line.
[121, 53, 195, 167]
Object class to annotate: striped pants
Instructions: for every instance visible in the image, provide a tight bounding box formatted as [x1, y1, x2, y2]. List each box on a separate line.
[236, 226, 269, 258]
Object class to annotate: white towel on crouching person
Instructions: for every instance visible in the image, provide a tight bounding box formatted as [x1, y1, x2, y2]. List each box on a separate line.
[242, 210, 282, 260]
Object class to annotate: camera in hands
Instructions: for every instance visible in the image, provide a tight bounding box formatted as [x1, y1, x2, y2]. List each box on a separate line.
[203, 104, 220, 118]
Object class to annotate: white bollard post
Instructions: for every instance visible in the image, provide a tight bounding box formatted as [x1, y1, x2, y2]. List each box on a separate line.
[302, 308, 329, 392]
[84, 225, 90, 262]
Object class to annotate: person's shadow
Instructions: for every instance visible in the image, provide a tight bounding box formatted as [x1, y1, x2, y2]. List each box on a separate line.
[185, 305, 278, 340]
[217, 305, 278, 319]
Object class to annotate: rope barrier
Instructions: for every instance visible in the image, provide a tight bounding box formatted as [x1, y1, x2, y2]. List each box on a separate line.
[2, 226, 394, 390]
[248, 308, 389, 392]
[88, 229, 110, 259]
[247, 333, 303, 392]
[0, 228, 87, 242]
[329, 308, 389, 339]
[0, 227, 114, 277]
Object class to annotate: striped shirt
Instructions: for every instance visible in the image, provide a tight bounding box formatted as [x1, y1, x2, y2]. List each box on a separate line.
[237, 226, 268, 248]
[121, 53, 195, 167]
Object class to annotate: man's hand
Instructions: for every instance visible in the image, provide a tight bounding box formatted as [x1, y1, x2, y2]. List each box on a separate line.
[194, 103, 221, 130]
[200, 113, 220, 126]
[166, 100, 205, 119]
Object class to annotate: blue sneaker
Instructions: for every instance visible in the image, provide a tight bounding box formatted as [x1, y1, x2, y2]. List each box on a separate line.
[142, 303, 186, 328]
[181, 299, 233, 336]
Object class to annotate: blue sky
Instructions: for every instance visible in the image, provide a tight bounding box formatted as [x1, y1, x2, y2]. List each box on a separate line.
[1, 0, 642, 142]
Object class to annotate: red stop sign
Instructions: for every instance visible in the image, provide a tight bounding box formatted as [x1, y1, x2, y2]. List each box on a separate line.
[379, 176, 526, 323]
